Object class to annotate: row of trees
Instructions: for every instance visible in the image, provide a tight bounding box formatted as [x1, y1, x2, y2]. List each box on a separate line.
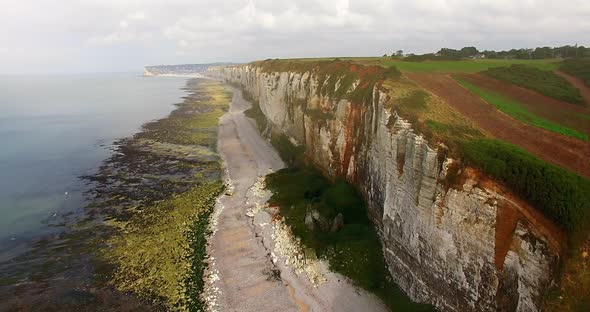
[435, 45, 590, 59]
[436, 47, 479, 58]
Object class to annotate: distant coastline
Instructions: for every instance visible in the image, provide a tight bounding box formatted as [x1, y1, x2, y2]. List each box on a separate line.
[144, 62, 236, 77]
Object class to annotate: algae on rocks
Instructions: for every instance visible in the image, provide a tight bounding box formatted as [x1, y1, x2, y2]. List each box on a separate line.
[90, 79, 231, 311]
[105, 182, 223, 311]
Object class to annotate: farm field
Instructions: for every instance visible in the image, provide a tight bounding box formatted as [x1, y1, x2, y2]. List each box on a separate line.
[460, 74, 590, 134]
[275, 57, 560, 73]
[481, 65, 584, 104]
[381, 58, 560, 73]
[455, 77, 588, 140]
[560, 57, 590, 86]
[404, 72, 590, 178]
[258, 57, 589, 175]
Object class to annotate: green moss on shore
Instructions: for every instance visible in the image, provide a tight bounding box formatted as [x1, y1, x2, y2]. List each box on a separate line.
[137, 80, 231, 148]
[105, 182, 223, 311]
[95, 79, 231, 310]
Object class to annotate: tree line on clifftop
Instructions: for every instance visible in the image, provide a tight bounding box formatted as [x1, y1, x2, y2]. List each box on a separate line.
[386, 44, 590, 60]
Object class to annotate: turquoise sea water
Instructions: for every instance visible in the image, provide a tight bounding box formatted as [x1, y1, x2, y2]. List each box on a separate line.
[0, 73, 187, 255]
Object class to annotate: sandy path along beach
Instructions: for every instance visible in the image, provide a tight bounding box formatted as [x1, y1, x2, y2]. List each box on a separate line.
[204, 86, 388, 312]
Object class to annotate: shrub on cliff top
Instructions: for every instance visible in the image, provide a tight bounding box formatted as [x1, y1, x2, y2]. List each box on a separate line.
[461, 138, 590, 239]
[560, 57, 590, 87]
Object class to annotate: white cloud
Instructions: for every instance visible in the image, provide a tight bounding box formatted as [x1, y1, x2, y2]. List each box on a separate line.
[88, 31, 153, 45]
[0, 0, 588, 73]
[128, 11, 146, 21]
[87, 10, 152, 45]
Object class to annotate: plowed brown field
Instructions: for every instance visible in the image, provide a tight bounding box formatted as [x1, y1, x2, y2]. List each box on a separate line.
[405, 72, 590, 178]
[463, 74, 589, 134]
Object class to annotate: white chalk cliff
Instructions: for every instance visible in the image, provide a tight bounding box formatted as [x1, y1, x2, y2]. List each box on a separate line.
[207, 65, 561, 312]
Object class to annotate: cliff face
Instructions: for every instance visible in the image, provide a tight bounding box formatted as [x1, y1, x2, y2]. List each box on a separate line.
[208, 65, 561, 311]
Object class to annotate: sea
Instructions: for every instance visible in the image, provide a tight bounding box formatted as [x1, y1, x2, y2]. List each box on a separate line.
[0, 73, 188, 259]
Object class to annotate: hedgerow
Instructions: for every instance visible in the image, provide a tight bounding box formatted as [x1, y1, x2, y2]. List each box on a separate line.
[461, 138, 590, 239]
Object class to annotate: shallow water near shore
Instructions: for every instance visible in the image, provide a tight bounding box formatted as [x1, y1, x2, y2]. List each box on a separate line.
[0, 73, 187, 258]
[0, 77, 231, 311]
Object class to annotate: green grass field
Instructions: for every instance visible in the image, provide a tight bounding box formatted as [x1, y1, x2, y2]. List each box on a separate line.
[382, 59, 559, 73]
[456, 78, 588, 141]
[482, 65, 584, 104]
[261, 57, 560, 73]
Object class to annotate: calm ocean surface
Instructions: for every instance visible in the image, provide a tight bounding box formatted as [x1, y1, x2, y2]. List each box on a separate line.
[0, 73, 187, 254]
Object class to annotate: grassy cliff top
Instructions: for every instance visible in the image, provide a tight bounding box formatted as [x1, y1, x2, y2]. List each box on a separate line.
[251, 57, 560, 73]
[251, 59, 401, 104]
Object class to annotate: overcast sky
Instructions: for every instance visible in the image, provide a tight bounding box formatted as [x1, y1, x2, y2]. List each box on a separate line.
[0, 0, 588, 74]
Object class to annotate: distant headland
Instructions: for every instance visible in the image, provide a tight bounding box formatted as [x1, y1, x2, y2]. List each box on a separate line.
[143, 63, 237, 76]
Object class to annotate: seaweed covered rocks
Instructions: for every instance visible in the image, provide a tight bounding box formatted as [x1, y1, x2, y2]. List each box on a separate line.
[87, 78, 231, 310]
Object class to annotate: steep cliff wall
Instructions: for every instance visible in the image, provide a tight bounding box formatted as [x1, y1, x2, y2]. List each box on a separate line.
[208, 65, 561, 311]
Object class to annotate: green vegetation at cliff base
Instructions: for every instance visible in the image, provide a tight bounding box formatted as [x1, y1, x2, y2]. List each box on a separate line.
[265, 167, 433, 312]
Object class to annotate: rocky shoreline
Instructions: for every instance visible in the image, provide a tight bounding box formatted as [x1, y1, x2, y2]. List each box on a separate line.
[0, 78, 230, 311]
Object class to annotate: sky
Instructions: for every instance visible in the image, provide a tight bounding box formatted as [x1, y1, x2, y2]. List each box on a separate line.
[0, 0, 588, 74]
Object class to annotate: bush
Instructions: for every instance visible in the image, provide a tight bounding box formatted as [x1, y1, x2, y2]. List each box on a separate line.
[270, 132, 305, 167]
[482, 64, 584, 105]
[243, 91, 268, 131]
[404, 53, 462, 62]
[461, 138, 590, 239]
[560, 57, 590, 87]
